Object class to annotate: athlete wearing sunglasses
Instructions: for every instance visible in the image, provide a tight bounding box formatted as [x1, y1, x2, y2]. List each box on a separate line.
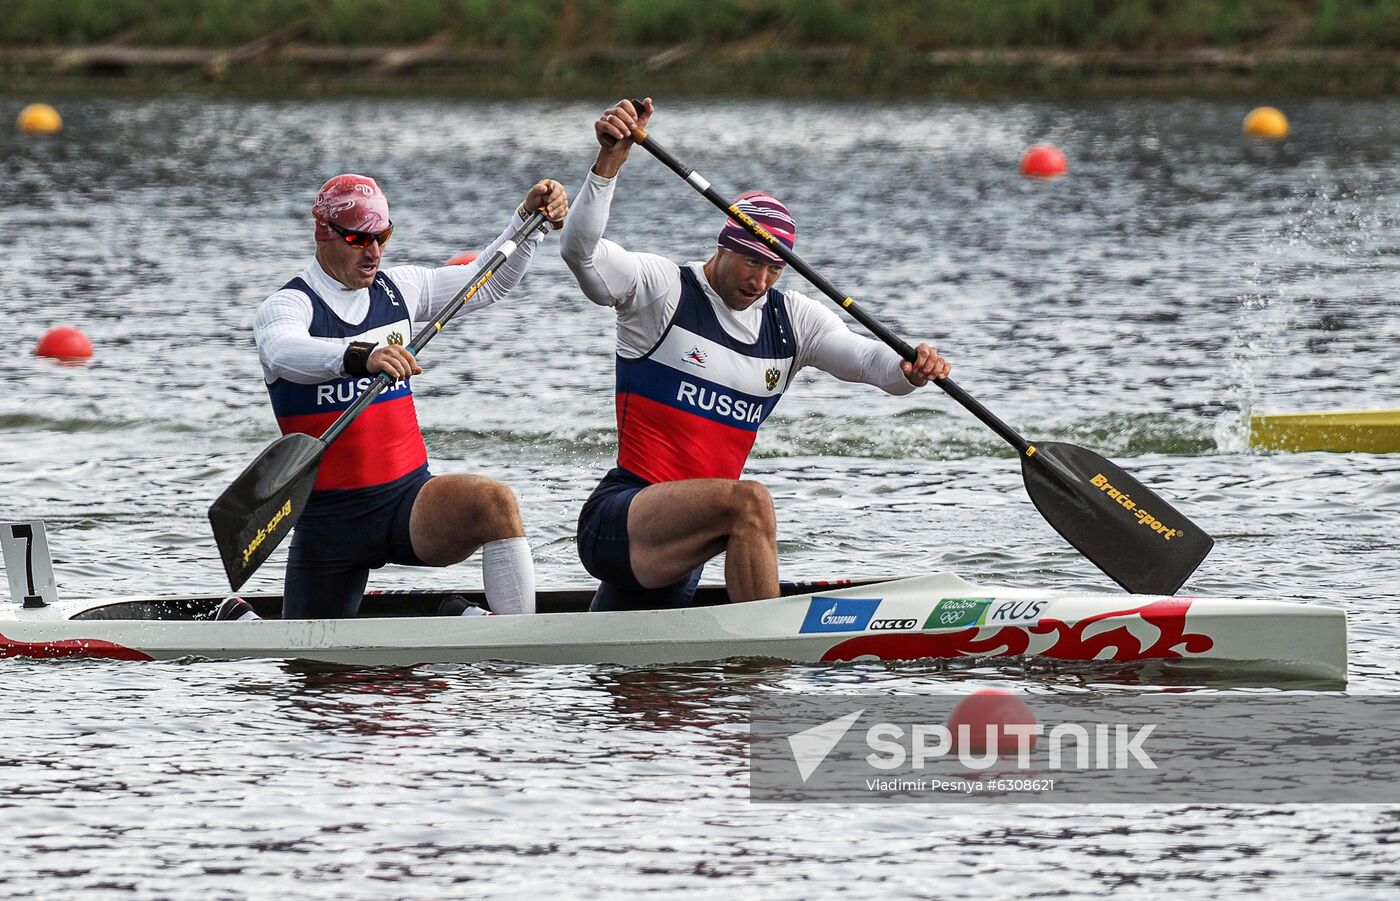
[248, 172, 568, 623]
[326, 218, 394, 248]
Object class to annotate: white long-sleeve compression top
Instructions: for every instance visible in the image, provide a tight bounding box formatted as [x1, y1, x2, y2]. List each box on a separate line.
[559, 170, 915, 395]
[255, 207, 544, 384]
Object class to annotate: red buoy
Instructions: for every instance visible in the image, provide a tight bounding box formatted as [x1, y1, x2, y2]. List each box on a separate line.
[36, 326, 93, 361]
[948, 688, 1038, 755]
[445, 250, 479, 266]
[1020, 144, 1068, 178]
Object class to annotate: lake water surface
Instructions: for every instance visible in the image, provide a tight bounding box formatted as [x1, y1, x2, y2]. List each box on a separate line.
[3, 96, 1398, 897]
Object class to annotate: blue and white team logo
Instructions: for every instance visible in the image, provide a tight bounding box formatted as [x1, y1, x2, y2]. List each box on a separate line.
[800, 597, 882, 633]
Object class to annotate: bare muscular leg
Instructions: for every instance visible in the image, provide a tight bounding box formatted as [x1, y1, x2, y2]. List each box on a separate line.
[409, 474, 525, 566]
[625, 479, 779, 602]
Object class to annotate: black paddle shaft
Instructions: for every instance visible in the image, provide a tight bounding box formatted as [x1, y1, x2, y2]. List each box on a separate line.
[625, 123, 1030, 455]
[621, 111, 1213, 594]
[320, 210, 550, 446]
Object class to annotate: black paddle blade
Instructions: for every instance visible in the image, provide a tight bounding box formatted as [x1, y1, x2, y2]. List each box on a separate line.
[208, 433, 324, 591]
[1019, 441, 1214, 595]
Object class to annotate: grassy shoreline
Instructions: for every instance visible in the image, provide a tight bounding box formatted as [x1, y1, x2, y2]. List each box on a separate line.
[4, 51, 1399, 100]
[4, 0, 1400, 98]
[7, 0, 1400, 50]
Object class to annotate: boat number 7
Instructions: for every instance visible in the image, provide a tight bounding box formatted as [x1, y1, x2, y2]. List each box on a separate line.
[12, 524, 39, 601]
[3, 521, 55, 608]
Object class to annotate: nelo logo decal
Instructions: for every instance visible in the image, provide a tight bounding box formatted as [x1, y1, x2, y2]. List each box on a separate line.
[869, 618, 918, 631]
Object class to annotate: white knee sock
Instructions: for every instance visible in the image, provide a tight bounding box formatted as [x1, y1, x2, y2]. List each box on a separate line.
[482, 536, 535, 615]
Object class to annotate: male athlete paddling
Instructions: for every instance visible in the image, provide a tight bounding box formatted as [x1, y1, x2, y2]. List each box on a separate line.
[561, 98, 951, 611]
[225, 173, 567, 621]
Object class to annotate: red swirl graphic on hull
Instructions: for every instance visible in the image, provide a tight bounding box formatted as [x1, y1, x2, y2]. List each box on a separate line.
[0, 630, 154, 662]
[820, 598, 1213, 663]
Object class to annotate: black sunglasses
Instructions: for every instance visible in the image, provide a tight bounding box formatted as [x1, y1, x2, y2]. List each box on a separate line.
[327, 219, 394, 248]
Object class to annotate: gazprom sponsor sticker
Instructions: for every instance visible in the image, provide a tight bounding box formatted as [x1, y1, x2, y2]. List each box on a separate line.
[924, 598, 992, 630]
[800, 598, 881, 633]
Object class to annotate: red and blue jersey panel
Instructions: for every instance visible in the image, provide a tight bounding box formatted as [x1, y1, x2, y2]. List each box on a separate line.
[616, 268, 798, 483]
[266, 274, 428, 492]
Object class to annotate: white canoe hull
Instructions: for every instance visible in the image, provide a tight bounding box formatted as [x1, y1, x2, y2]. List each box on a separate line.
[0, 574, 1346, 682]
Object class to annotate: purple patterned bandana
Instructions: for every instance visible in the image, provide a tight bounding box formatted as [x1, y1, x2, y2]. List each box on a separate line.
[716, 190, 795, 263]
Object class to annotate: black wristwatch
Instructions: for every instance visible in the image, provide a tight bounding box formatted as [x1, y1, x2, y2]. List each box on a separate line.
[343, 341, 377, 377]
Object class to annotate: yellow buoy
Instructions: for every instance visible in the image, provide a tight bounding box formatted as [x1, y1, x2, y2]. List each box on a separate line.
[17, 103, 63, 134]
[1243, 106, 1288, 139]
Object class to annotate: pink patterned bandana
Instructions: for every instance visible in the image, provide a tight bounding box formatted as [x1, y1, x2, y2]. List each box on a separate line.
[716, 190, 796, 263]
[312, 174, 390, 241]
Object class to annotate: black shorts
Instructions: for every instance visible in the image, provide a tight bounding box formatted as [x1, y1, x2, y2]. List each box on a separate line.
[284, 465, 432, 619]
[577, 467, 703, 611]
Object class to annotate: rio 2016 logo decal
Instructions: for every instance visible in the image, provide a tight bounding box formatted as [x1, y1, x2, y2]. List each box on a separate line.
[924, 597, 1049, 630]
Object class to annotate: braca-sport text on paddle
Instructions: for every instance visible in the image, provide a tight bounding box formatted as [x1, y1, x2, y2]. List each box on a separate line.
[209, 211, 550, 591]
[616, 104, 1212, 594]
